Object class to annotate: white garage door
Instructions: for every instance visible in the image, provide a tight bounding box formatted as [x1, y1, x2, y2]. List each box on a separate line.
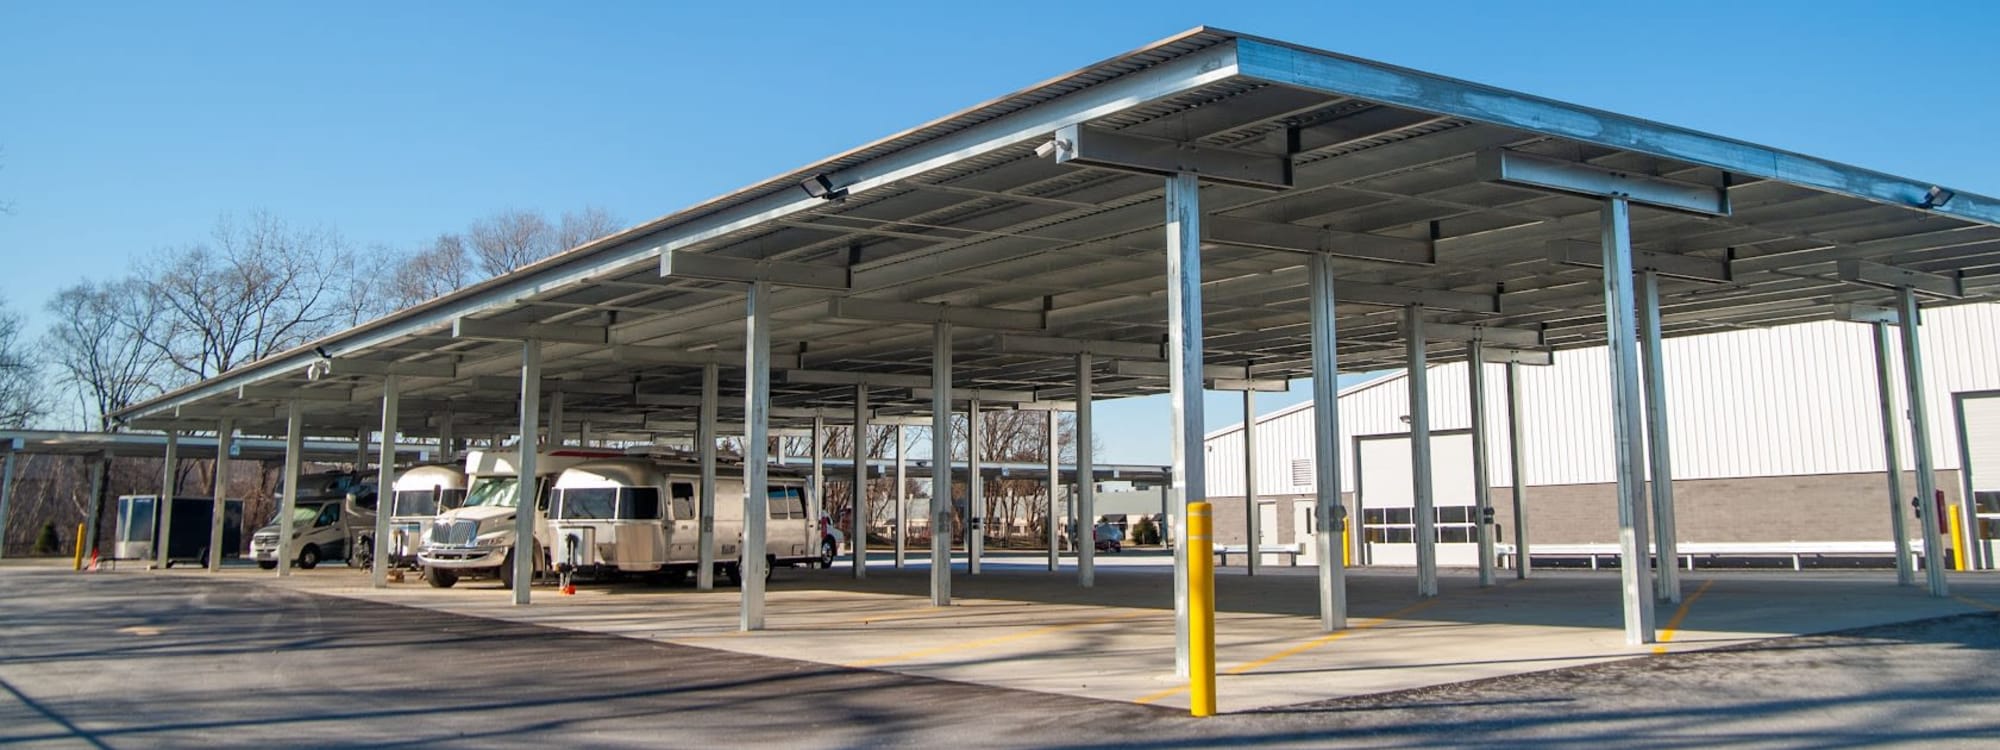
[1356, 431, 1479, 566]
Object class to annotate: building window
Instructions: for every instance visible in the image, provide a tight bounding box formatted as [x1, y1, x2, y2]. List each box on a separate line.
[1362, 505, 1478, 544]
[1290, 459, 1312, 486]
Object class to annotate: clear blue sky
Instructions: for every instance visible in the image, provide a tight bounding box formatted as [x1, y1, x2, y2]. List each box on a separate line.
[3, 1, 1996, 461]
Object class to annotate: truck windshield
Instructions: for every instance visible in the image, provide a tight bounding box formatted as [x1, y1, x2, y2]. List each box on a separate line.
[268, 505, 321, 526]
[462, 477, 521, 508]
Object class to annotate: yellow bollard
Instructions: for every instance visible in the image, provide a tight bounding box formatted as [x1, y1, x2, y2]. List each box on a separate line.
[1342, 524, 1352, 567]
[72, 523, 86, 571]
[1188, 501, 1217, 717]
[1948, 505, 1968, 572]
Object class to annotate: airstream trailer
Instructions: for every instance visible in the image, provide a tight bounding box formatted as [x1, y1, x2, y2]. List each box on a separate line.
[548, 456, 819, 584]
[350, 464, 468, 570]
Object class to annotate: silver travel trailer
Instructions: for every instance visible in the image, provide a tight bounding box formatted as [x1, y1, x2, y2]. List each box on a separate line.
[351, 464, 468, 570]
[417, 447, 622, 588]
[548, 455, 820, 584]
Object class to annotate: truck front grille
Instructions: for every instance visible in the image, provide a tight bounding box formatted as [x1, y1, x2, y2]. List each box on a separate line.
[432, 520, 477, 546]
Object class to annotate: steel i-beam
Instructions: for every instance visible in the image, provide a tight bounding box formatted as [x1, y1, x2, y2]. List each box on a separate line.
[277, 400, 305, 578]
[1869, 322, 1915, 586]
[1898, 287, 1949, 597]
[1406, 305, 1438, 598]
[1638, 270, 1681, 603]
[852, 384, 869, 578]
[1166, 171, 1206, 678]
[210, 420, 234, 573]
[155, 431, 179, 571]
[698, 363, 719, 590]
[374, 375, 400, 590]
[1602, 196, 1657, 644]
[1467, 341, 1496, 587]
[931, 321, 953, 606]
[1077, 351, 1096, 588]
[1506, 362, 1532, 580]
[1309, 252, 1348, 630]
[743, 281, 773, 628]
[513, 348, 539, 606]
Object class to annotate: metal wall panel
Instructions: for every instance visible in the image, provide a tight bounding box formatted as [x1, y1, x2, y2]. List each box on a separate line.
[1207, 304, 2000, 497]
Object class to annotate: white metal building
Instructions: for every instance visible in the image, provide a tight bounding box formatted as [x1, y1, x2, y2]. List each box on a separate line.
[1206, 302, 2000, 567]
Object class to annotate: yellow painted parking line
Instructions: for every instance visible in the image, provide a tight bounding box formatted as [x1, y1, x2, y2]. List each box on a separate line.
[1135, 598, 1443, 705]
[845, 610, 1153, 668]
[1953, 595, 2000, 613]
[1651, 579, 1716, 654]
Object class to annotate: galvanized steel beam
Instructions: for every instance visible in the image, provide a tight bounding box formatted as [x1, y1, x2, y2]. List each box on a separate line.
[1405, 305, 1438, 598]
[1638, 271, 1682, 603]
[743, 281, 773, 627]
[1480, 150, 1729, 217]
[1204, 214, 1436, 265]
[663, 251, 852, 291]
[1897, 286, 1949, 597]
[1166, 171, 1205, 678]
[1054, 124, 1293, 190]
[1601, 197, 1658, 644]
[826, 298, 1044, 331]
[1308, 252, 1347, 630]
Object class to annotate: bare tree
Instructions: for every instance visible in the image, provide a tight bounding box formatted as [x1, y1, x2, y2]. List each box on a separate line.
[555, 207, 621, 252]
[140, 211, 355, 380]
[388, 233, 477, 308]
[42, 279, 167, 429]
[0, 295, 47, 427]
[467, 209, 555, 276]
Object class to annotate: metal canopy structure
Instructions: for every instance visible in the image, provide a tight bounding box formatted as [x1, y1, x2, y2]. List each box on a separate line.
[0, 430, 426, 463]
[108, 28, 1998, 646]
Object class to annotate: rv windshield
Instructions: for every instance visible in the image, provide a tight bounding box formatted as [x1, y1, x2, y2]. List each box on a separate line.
[267, 505, 321, 526]
[462, 477, 521, 508]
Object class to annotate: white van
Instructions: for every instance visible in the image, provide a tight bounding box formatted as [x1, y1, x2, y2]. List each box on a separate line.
[417, 448, 622, 588]
[549, 456, 819, 585]
[354, 464, 468, 570]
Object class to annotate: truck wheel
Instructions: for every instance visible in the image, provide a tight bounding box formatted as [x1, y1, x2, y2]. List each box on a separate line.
[424, 566, 457, 588]
[298, 545, 320, 570]
[257, 560, 278, 570]
[820, 538, 837, 568]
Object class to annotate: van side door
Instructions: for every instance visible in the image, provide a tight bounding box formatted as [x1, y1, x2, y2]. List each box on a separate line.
[668, 481, 697, 563]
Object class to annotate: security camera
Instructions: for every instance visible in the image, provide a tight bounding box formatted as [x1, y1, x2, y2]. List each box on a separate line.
[1034, 138, 1070, 159]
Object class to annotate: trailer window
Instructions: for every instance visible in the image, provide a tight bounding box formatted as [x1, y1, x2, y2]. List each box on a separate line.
[392, 489, 439, 517]
[556, 488, 618, 519]
[119, 497, 156, 543]
[768, 487, 806, 519]
[670, 483, 695, 520]
[623, 488, 662, 520]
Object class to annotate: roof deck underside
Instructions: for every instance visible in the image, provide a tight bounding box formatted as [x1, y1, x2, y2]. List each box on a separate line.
[117, 32, 2000, 440]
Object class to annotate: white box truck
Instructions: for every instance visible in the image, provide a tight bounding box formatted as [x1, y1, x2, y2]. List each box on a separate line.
[417, 448, 621, 588]
[547, 455, 818, 585]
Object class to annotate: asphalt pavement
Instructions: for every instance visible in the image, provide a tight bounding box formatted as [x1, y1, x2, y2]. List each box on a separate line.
[2, 566, 1997, 748]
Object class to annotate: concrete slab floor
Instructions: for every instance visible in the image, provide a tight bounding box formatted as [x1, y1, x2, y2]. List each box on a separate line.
[124, 552, 2000, 714]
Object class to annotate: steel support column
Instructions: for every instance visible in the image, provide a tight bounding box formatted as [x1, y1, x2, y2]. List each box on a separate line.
[83, 454, 107, 566]
[209, 421, 233, 573]
[1047, 408, 1060, 572]
[852, 383, 869, 578]
[155, 431, 179, 570]
[1601, 196, 1657, 644]
[698, 362, 719, 590]
[810, 416, 825, 540]
[930, 321, 953, 606]
[743, 281, 773, 628]
[1870, 322, 1914, 585]
[1165, 171, 1205, 678]
[1467, 341, 1496, 587]
[546, 391, 565, 449]
[1405, 305, 1438, 598]
[1308, 252, 1348, 630]
[1076, 351, 1096, 588]
[0, 443, 16, 564]
[276, 400, 305, 578]
[1638, 270, 1681, 603]
[1897, 287, 1948, 597]
[1243, 388, 1259, 576]
[968, 397, 983, 575]
[1506, 362, 1531, 580]
[895, 424, 907, 568]
[373, 374, 400, 589]
[512, 344, 541, 606]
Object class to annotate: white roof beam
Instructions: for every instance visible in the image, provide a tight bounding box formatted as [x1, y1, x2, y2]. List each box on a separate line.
[989, 334, 1162, 360]
[1550, 240, 1732, 283]
[660, 250, 852, 290]
[1833, 302, 1902, 325]
[1836, 259, 1965, 299]
[907, 387, 1040, 404]
[1337, 281, 1500, 314]
[1053, 124, 1293, 190]
[237, 386, 354, 402]
[1403, 320, 1546, 347]
[611, 345, 801, 369]
[1477, 149, 1729, 217]
[779, 369, 933, 389]
[311, 358, 457, 379]
[1479, 346, 1555, 366]
[1110, 360, 1253, 380]
[452, 318, 609, 345]
[825, 298, 1044, 331]
[1207, 378, 1290, 392]
[1205, 215, 1435, 265]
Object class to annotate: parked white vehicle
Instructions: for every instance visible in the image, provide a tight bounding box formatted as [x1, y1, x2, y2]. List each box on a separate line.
[352, 464, 468, 570]
[548, 455, 820, 585]
[417, 448, 622, 589]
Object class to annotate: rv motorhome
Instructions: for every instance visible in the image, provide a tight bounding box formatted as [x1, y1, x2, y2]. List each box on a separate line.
[250, 472, 372, 569]
[417, 448, 622, 588]
[547, 454, 818, 584]
[350, 464, 468, 570]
